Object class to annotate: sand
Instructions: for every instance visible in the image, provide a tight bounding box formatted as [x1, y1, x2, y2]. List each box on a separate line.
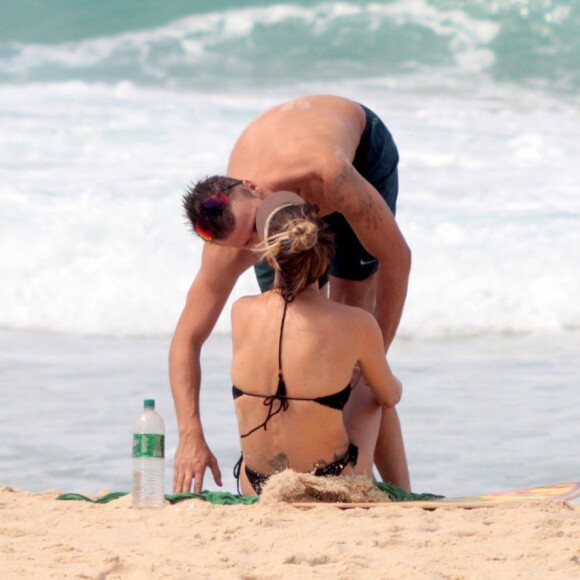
[259, 471, 391, 504]
[1, 485, 579, 579]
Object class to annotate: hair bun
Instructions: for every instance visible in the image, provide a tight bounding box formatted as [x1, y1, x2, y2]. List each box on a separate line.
[287, 220, 318, 252]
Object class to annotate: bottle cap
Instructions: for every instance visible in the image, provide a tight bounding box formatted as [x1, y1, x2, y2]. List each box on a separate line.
[144, 399, 155, 408]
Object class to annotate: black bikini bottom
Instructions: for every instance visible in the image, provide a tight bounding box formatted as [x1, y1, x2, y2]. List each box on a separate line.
[234, 443, 359, 496]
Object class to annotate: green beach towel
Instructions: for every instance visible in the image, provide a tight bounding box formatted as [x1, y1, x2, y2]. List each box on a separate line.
[56, 483, 442, 506]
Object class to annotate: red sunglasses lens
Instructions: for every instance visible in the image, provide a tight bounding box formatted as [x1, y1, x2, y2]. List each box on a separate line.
[195, 221, 213, 241]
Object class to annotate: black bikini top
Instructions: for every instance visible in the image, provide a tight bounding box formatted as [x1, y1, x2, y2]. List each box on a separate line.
[232, 299, 351, 439]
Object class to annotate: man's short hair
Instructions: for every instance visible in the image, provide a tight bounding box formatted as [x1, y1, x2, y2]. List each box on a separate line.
[182, 176, 243, 241]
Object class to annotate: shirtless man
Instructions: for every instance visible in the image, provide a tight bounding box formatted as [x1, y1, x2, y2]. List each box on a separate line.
[170, 95, 412, 494]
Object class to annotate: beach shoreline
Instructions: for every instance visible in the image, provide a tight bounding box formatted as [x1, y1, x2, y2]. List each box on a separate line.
[2, 329, 579, 498]
[1, 486, 579, 579]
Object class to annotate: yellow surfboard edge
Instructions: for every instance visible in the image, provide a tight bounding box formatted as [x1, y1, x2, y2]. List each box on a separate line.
[291, 481, 580, 510]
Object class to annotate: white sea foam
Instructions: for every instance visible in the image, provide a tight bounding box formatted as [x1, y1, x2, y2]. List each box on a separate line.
[1, 79, 579, 338]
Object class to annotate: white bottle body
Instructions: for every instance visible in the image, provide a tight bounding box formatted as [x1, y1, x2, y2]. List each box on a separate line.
[132, 404, 165, 509]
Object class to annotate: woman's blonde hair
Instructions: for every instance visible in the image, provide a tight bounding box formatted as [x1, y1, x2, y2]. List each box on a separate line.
[254, 203, 334, 302]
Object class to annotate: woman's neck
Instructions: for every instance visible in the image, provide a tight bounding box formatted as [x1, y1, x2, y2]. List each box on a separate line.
[276, 285, 320, 303]
[263, 283, 318, 301]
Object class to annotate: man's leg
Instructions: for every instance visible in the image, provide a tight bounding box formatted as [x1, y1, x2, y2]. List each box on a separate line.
[374, 407, 410, 491]
[330, 274, 411, 492]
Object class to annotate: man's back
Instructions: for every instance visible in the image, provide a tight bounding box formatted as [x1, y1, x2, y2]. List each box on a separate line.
[227, 95, 366, 206]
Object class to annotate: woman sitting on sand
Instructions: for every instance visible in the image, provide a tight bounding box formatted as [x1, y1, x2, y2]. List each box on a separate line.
[231, 191, 402, 495]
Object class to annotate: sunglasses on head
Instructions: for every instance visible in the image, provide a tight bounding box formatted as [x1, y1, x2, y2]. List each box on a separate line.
[194, 180, 243, 241]
[194, 222, 214, 241]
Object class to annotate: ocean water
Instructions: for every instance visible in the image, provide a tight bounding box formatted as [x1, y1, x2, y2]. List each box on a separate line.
[1, 0, 579, 496]
[1, 330, 578, 497]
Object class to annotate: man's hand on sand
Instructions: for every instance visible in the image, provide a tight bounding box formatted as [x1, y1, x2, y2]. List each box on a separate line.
[173, 439, 222, 494]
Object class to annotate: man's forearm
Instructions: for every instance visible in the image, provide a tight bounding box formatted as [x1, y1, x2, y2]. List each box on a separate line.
[375, 258, 410, 352]
[169, 333, 205, 443]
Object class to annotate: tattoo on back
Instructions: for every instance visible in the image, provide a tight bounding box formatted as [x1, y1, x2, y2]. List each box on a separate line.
[268, 452, 290, 472]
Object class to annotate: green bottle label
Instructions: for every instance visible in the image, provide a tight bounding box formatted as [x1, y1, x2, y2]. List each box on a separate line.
[132, 433, 165, 458]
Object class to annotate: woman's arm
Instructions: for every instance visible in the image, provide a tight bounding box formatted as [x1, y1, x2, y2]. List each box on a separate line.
[356, 311, 402, 407]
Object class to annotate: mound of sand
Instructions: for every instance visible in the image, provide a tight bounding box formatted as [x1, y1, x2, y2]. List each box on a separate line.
[259, 471, 391, 504]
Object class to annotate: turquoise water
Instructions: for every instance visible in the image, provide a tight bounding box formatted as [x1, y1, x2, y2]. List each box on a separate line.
[1, 1, 579, 494]
[2, 0, 579, 92]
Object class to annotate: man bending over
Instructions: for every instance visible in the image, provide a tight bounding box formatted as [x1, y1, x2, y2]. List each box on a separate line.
[170, 94, 411, 494]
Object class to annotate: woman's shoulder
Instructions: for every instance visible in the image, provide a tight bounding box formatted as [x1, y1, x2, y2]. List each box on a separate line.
[232, 294, 261, 316]
[312, 300, 378, 340]
[232, 292, 276, 321]
[328, 300, 376, 324]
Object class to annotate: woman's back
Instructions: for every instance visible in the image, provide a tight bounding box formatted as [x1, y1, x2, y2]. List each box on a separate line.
[231, 288, 368, 479]
[229, 196, 401, 495]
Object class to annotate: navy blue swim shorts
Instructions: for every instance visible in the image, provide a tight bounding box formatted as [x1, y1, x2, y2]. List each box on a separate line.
[254, 103, 399, 290]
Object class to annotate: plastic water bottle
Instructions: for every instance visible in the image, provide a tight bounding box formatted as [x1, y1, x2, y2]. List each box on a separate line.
[132, 399, 165, 509]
